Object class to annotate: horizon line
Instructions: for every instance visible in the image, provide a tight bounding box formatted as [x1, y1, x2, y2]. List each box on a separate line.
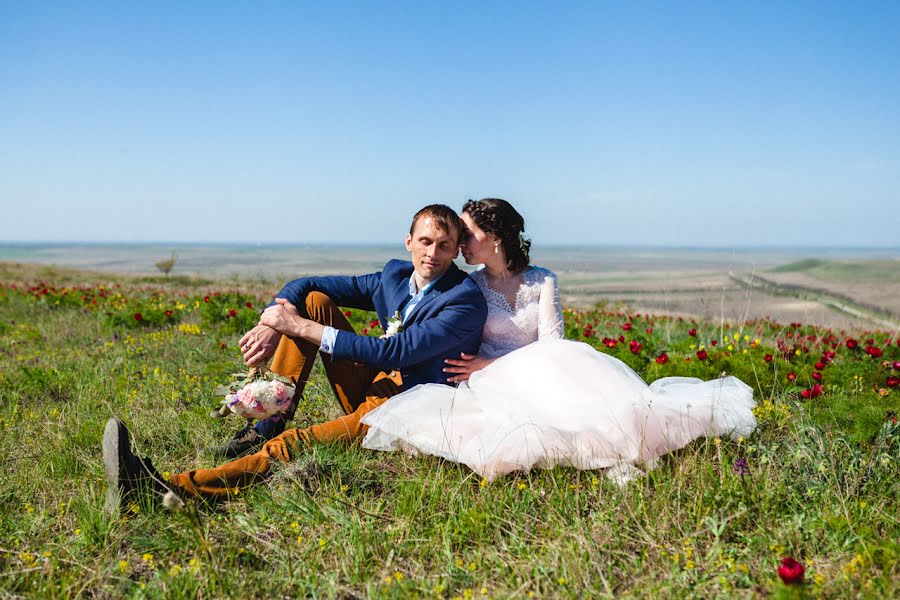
[1, 240, 899, 252]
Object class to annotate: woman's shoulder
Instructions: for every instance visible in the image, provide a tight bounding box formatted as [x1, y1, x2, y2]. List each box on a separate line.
[522, 265, 557, 283]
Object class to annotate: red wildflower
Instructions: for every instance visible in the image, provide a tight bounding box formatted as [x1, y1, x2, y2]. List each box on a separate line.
[764, 354, 773, 363]
[603, 338, 617, 348]
[866, 346, 884, 358]
[133, 313, 143, 321]
[811, 372, 822, 382]
[245, 302, 253, 308]
[801, 384, 823, 399]
[696, 349, 708, 361]
[814, 362, 825, 371]
[164, 310, 173, 318]
[777, 557, 805, 585]
[344, 310, 352, 318]
[688, 328, 697, 337]
[893, 361, 900, 371]
[629, 340, 642, 354]
[846, 338, 858, 349]
[361, 327, 368, 335]
[887, 376, 900, 388]
[583, 328, 593, 338]
[622, 323, 632, 331]
[655, 353, 669, 364]
[229, 308, 238, 317]
[710, 339, 718, 346]
[645, 328, 653, 334]
[618, 335, 625, 343]
[787, 371, 797, 382]
[203, 296, 210, 303]
[220, 341, 226, 349]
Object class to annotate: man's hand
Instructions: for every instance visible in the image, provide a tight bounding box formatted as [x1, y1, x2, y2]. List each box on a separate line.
[259, 298, 304, 337]
[258, 298, 326, 347]
[239, 324, 282, 366]
[443, 352, 494, 383]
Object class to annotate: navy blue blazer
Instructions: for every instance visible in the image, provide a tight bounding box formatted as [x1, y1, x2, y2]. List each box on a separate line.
[274, 259, 487, 390]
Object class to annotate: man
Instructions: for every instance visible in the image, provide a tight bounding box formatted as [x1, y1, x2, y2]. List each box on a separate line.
[103, 204, 487, 508]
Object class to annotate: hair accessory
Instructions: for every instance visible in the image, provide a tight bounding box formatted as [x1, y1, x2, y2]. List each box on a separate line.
[518, 231, 530, 254]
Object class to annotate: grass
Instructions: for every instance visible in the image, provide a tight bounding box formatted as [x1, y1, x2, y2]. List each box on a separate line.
[0, 265, 898, 598]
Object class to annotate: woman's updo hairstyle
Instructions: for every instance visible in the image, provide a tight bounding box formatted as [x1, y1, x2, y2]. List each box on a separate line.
[462, 198, 531, 274]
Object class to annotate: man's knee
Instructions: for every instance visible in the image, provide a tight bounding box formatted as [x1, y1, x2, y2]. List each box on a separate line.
[305, 291, 336, 322]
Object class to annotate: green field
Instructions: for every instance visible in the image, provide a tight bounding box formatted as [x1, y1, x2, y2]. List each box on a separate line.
[1, 264, 898, 598]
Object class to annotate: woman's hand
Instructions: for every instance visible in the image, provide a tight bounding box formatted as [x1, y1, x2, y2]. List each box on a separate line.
[443, 353, 494, 383]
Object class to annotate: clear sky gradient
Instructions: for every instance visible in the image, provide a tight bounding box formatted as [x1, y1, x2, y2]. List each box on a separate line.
[1, 1, 898, 246]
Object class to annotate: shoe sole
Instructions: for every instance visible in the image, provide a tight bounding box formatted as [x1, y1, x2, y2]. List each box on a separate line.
[102, 418, 128, 514]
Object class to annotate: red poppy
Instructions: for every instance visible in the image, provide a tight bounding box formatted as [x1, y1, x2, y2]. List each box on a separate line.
[710, 340, 718, 346]
[164, 310, 173, 318]
[655, 353, 669, 364]
[866, 346, 884, 358]
[369, 319, 380, 329]
[893, 361, 900, 371]
[618, 335, 625, 343]
[245, 302, 253, 309]
[696, 349, 708, 361]
[229, 309, 238, 317]
[845, 338, 858, 349]
[764, 354, 773, 363]
[787, 371, 797, 382]
[811, 372, 822, 382]
[361, 327, 368, 335]
[603, 338, 617, 349]
[583, 328, 593, 338]
[133, 313, 143, 321]
[887, 376, 900, 388]
[645, 328, 653, 334]
[814, 362, 825, 371]
[622, 323, 633, 331]
[344, 310, 352, 318]
[801, 384, 823, 399]
[777, 557, 805, 585]
[203, 296, 210, 303]
[629, 340, 642, 354]
[688, 328, 697, 337]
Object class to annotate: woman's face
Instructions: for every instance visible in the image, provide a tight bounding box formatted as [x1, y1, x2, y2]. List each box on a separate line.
[459, 211, 497, 266]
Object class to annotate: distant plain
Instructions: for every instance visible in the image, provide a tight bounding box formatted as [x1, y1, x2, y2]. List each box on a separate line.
[1, 243, 898, 331]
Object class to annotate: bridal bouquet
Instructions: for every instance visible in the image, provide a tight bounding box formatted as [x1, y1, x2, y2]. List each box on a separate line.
[211, 366, 296, 421]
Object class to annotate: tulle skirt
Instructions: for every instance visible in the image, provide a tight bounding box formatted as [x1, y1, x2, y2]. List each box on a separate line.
[361, 339, 756, 483]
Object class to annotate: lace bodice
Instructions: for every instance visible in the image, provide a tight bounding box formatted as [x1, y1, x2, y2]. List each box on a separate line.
[470, 266, 565, 359]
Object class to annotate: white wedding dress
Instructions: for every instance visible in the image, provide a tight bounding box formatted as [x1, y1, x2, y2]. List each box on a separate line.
[361, 266, 756, 483]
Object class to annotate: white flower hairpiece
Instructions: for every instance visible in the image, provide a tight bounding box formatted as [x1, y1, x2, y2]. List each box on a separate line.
[517, 231, 530, 254]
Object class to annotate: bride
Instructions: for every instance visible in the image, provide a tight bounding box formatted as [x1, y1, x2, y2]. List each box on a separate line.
[360, 198, 756, 483]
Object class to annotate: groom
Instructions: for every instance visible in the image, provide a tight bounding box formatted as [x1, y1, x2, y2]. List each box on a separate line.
[103, 203, 488, 504]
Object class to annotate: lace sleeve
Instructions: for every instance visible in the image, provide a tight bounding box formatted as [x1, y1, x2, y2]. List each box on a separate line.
[538, 270, 564, 339]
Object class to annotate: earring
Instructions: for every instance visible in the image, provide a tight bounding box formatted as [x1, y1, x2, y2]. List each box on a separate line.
[494, 243, 499, 254]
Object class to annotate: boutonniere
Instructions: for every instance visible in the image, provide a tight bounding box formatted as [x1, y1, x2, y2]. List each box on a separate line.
[384, 310, 405, 337]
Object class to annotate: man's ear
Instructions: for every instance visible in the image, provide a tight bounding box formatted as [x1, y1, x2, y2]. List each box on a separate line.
[405, 233, 413, 252]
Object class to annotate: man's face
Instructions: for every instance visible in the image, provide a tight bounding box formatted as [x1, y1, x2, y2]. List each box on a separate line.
[405, 215, 459, 283]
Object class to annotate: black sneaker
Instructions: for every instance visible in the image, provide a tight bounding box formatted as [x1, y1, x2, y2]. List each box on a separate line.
[211, 420, 277, 459]
[102, 418, 184, 513]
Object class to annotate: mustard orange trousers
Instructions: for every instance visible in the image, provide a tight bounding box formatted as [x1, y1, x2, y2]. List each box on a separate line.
[170, 292, 402, 497]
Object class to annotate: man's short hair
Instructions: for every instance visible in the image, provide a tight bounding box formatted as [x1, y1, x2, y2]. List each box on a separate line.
[409, 204, 463, 243]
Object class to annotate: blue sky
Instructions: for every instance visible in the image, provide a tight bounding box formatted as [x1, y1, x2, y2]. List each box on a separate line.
[1, 1, 898, 246]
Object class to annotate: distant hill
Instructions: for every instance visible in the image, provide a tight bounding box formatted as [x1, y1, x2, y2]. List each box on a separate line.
[770, 258, 900, 282]
[770, 258, 828, 272]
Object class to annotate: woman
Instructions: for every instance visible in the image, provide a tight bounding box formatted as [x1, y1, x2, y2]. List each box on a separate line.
[361, 199, 756, 483]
